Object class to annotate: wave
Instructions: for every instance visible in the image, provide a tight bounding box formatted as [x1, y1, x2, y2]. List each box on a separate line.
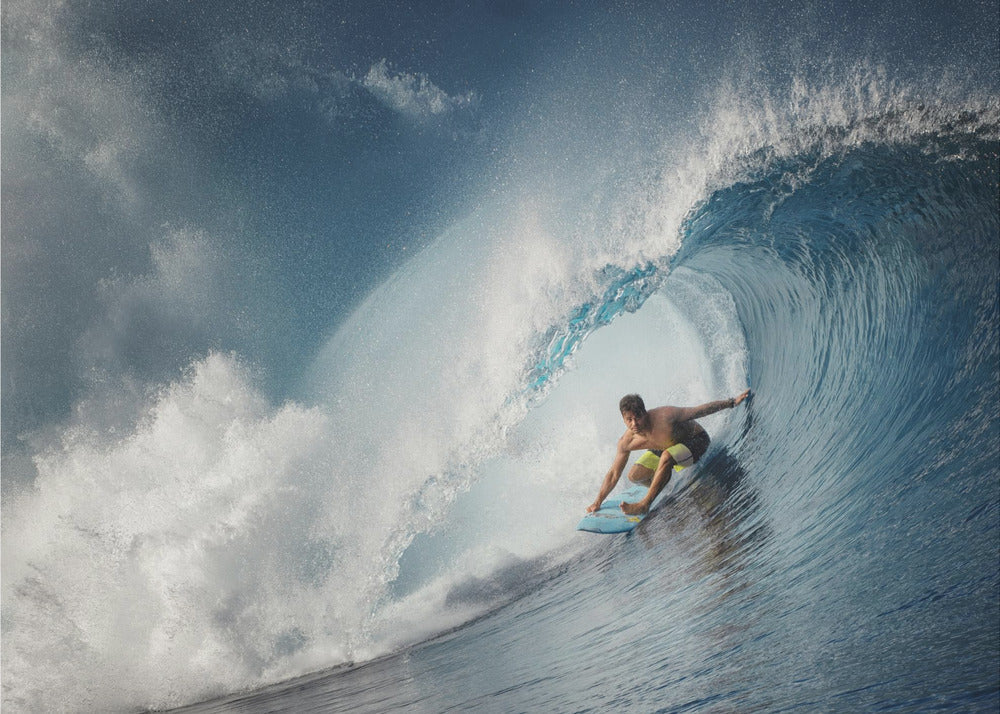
[2, 72, 998, 712]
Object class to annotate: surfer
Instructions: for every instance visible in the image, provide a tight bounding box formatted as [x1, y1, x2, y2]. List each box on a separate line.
[587, 390, 751, 516]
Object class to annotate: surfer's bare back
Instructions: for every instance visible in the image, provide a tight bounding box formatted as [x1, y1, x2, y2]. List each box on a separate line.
[587, 389, 752, 516]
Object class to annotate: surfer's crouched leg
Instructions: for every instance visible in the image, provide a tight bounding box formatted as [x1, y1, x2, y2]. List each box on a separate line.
[627, 462, 654, 486]
[628, 450, 661, 486]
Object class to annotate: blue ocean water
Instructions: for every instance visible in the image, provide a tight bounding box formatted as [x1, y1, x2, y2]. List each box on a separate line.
[2, 1, 998, 712]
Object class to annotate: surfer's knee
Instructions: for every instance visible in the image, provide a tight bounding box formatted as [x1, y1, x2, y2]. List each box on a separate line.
[627, 464, 653, 486]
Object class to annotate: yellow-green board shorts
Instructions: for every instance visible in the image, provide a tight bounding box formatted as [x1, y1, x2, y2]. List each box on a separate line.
[636, 443, 696, 472]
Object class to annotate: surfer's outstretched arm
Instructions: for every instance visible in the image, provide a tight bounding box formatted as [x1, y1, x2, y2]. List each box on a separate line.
[672, 389, 751, 422]
[587, 434, 631, 512]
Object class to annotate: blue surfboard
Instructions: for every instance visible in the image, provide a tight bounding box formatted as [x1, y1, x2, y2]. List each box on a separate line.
[577, 484, 663, 534]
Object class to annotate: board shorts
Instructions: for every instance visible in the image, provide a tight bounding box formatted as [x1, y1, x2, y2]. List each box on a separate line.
[636, 432, 710, 472]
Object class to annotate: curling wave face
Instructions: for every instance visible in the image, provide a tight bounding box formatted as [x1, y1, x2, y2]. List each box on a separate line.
[181, 108, 999, 713]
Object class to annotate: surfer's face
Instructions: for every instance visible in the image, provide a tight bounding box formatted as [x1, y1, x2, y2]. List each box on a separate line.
[622, 410, 646, 435]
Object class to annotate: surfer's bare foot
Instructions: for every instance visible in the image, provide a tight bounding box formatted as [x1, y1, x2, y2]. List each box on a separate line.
[620, 500, 648, 516]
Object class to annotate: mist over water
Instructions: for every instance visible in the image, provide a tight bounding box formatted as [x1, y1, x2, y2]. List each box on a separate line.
[3, 0, 999, 712]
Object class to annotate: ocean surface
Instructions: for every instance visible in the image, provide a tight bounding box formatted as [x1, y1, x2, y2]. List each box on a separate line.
[2, 1, 998, 712]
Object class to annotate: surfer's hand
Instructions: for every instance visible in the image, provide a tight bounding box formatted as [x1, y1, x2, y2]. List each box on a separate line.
[733, 388, 751, 407]
[586, 501, 602, 513]
[620, 500, 649, 516]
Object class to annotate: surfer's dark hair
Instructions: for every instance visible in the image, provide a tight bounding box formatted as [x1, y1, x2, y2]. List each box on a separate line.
[619, 394, 646, 416]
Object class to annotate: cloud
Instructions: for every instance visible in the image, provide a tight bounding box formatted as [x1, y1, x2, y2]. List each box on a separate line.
[360, 59, 479, 120]
[210, 38, 479, 130]
[80, 229, 224, 379]
[2, 0, 173, 475]
[213, 36, 356, 108]
[1, 4, 280, 477]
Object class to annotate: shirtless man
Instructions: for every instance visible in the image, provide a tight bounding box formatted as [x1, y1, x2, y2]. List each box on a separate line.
[587, 389, 751, 516]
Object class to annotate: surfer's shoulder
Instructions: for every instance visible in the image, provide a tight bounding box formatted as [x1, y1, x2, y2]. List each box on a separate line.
[649, 405, 680, 422]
